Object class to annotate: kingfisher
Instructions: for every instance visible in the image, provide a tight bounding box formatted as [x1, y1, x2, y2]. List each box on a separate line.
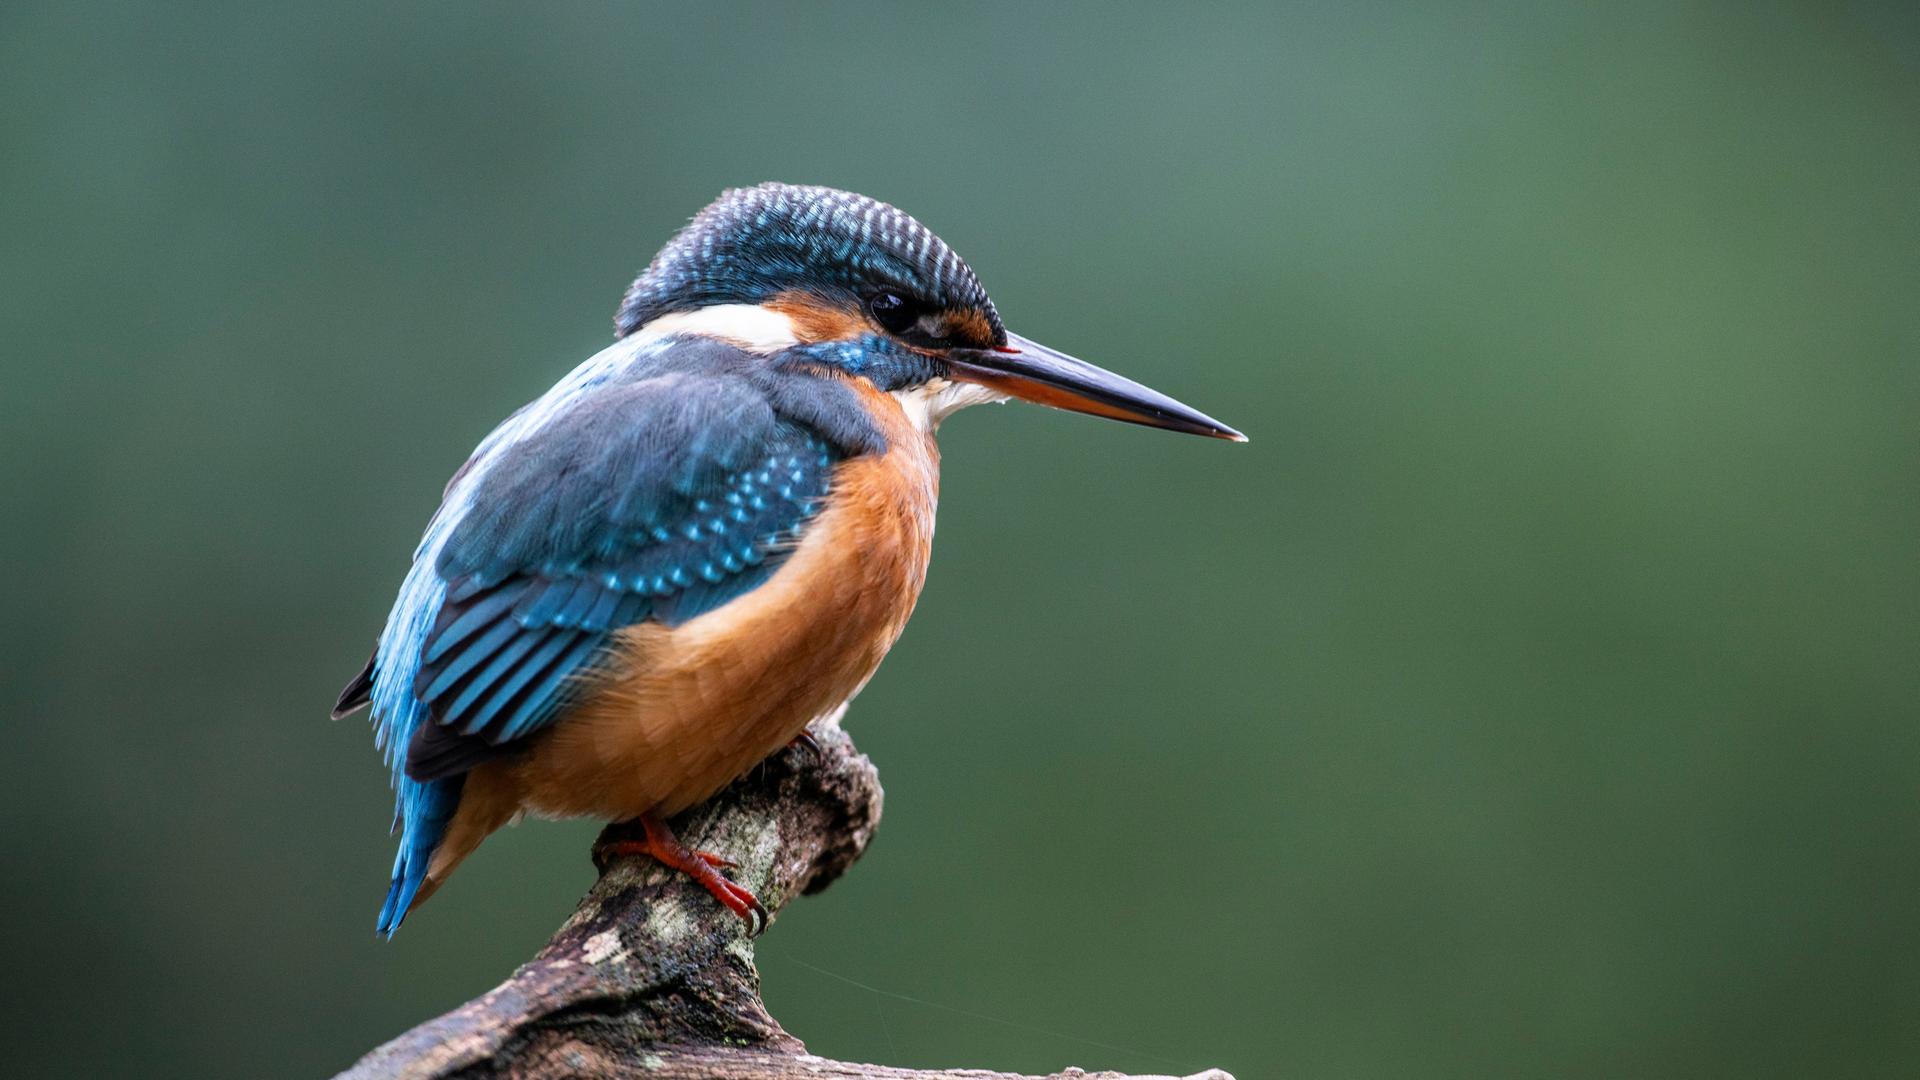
[334, 183, 1243, 936]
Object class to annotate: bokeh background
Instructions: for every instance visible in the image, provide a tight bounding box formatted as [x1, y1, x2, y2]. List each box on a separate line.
[5, 2, 1917, 1077]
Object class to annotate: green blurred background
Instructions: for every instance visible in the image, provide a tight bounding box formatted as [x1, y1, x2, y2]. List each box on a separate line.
[4, 2, 1916, 1076]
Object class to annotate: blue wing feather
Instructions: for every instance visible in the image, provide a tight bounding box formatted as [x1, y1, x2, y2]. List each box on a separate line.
[411, 414, 838, 758]
[356, 335, 884, 934]
[423, 590, 518, 663]
[462, 629, 574, 735]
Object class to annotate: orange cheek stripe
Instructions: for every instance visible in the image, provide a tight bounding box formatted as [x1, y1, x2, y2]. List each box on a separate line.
[766, 291, 873, 343]
[943, 309, 999, 349]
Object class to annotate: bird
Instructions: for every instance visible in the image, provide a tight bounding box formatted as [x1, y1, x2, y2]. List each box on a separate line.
[334, 183, 1243, 936]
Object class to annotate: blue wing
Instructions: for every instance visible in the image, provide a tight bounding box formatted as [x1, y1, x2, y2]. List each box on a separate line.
[348, 337, 885, 933]
[406, 376, 841, 779]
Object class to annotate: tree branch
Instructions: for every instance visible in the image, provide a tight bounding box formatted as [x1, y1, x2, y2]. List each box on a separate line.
[337, 715, 1233, 1080]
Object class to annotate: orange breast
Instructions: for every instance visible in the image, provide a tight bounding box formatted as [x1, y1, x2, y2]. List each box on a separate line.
[492, 379, 940, 821]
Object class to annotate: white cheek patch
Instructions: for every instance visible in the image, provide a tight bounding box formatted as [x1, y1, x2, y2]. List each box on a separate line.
[891, 377, 1009, 433]
[627, 304, 800, 352]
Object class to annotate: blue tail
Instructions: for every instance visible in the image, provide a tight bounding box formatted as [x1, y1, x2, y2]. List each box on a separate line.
[366, 546, 462, 937]
[375, 775, 462, 936]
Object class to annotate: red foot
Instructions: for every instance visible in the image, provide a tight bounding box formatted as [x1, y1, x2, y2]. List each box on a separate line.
[597, 814, 766, 934]
[786, 729, 821, 759]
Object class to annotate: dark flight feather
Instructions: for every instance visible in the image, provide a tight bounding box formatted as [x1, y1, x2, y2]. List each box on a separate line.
[331, 647, 376, 719]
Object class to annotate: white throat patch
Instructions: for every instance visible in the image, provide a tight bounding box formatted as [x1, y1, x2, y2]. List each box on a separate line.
[890, 377, 1009, 433]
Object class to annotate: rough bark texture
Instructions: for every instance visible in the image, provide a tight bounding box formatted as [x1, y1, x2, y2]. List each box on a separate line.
[338, 716, 1232, 1080]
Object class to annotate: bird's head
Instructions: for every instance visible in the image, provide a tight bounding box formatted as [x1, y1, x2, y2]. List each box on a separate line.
[615, 183, 1243, 441]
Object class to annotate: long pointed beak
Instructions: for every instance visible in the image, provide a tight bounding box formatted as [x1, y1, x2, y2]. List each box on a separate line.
[945, 332, 1245, 441]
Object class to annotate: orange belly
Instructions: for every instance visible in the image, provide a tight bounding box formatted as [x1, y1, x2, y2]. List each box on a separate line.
[470, 381, 937, 830]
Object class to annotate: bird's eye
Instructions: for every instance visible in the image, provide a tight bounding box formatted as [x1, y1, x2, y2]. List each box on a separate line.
[867, 291, 918, 336]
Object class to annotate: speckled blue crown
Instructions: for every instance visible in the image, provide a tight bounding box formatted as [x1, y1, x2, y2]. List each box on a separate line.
[616, 183, 1004, 342]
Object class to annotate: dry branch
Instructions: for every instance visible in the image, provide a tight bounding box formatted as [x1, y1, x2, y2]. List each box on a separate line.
[337, 716, 1233, 1080]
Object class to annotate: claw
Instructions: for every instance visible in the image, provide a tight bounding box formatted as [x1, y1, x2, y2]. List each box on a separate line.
[786, 729, 821, 759]
[596, 814, 765, 934]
